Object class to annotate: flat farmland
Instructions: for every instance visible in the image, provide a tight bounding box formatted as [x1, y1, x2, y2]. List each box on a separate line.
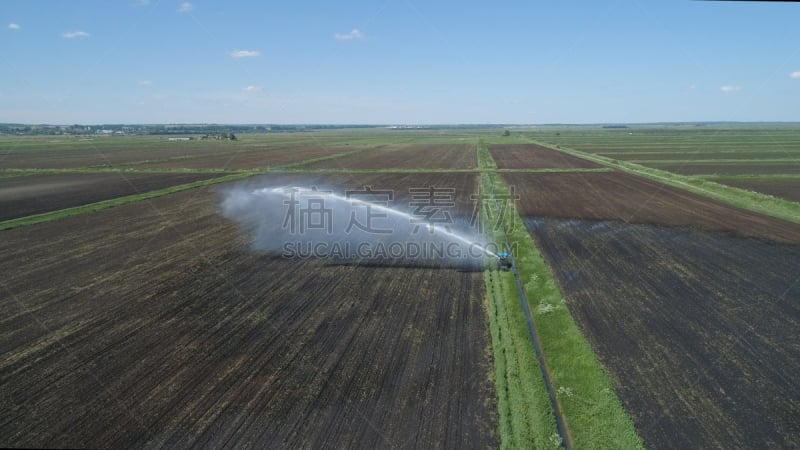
[529, 127, 800, 158]
[525, 218, 800, 449]
[637, 161, 800, 176]
[524, 127, 800, 201]
[300, 144, 477, 169]
[0, 172, 222, 221]
[488, 143, 602, 169]
[0, 173, 498, 448]
[0, 137, 237, 169]
[5, 127, 798, 449]
[131, 145, 356, 170]
[501, 171, 800, 243]
[712, 177, 800, 203]
[603, 151, 800, 161]
[0, 136, 358, 170]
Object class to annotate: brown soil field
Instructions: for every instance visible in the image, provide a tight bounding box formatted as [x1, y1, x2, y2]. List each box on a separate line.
[132, 146, 353, 170]
[601, 151, 800, 161]
[713, 178, 800, 203]
[0, 139, 352, 170]
[0, 173, 498, 448]
[640, 162, 800, 176]
[0, 172, 222, 221]
[301, 144, 477, 169]
[501, 171, 800, 244]
[525, 218, 800, 449]
[488, 144, 602, 169]
[0, 141, 233, 169]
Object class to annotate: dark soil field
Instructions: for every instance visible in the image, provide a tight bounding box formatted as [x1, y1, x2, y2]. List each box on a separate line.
[525, 218, 800, 449]
[0, 172, 222, 221]
[501, 171, 800, 244]
[603, 151, 799, 161]
[598, 153, 798, 164]
[488, 144, 602, 169]
[131, 146, 353, 170]
[0, 139, 232, 169]
[301, 144, 477, 169]
[640, 162, 800, 176]
[713, 177, 800, 203]
[0, 138, 353, 170]
[0, 173, 498, 449]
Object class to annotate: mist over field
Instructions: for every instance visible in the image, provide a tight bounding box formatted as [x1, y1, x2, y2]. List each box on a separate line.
[219, 181, 496, 267]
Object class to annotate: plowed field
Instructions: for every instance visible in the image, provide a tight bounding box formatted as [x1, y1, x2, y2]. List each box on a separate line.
[502, 171, 800, 243]
[489, 144, 602, 169]
[301, 144, 477, 169]
[713, 177, 800, 203]
[0, 173, 498, 448]
[0, 172, 222, 220]
[525, 218, 800, 449]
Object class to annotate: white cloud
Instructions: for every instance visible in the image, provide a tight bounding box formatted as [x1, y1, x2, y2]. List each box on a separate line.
[243, 86, 262, 92]
[178, 2, 193, 13]
[8, 23, 20, 30]
[335, 29, 364, 41]
[63, 30, 90, 39]
[229, 49, 260, 59]
[137, 80, 153, 86]
[791, 71, 800, 80]
[720, 85, 741, 93]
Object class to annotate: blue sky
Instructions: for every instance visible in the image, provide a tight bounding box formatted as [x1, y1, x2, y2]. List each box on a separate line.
[2, 1, 799, 124]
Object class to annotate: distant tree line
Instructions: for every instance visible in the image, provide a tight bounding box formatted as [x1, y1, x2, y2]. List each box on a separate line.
[0, 123, 518, 136]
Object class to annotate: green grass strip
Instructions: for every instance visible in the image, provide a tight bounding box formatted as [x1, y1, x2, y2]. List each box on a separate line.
[0, 173, 253, 231]
[484, 267, 561, 449]
[530, 140, 800, 224]
[479, 141, 561, 448]
[481, 140, 643, 449]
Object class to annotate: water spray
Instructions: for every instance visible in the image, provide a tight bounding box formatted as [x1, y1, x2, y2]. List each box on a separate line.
[263, 186, 498, 259]
[220, 183, 498, 268]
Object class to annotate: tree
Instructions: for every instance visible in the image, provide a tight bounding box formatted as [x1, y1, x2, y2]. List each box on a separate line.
[228, 132, 237, 140]
[502, 129, 510, 136]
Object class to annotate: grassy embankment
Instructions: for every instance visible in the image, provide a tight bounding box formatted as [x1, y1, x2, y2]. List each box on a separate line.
[479, 140, 643, 449]
[479, 141, 561, 449]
